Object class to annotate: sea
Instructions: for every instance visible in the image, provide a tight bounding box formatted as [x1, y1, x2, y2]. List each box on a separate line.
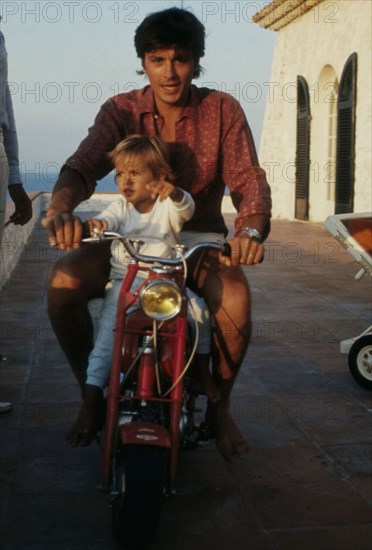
[21, 173, 230, 196]
[22, 172, 117, 194]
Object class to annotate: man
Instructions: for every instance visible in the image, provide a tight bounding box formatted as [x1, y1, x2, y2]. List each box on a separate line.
[0, 17, 32, 414]
[42, 8, 271, 462]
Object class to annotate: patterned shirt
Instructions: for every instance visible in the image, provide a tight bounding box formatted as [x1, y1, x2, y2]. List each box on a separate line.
[65, 85, 271, 235]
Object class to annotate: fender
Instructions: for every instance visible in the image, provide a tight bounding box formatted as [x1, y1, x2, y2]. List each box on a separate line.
[119, 421, 171, 448]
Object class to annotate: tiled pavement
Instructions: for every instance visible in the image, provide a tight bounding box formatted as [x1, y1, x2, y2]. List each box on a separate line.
[0, 215, 371, 549]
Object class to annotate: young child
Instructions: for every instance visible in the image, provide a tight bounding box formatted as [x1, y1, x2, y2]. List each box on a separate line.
[68, 135, 220, 446]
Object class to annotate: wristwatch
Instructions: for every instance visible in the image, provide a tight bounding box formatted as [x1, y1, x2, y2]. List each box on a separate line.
[239, 227, 262, 242]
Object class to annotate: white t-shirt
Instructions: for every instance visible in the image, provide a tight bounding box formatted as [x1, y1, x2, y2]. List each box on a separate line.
[95, 191, 195, 277]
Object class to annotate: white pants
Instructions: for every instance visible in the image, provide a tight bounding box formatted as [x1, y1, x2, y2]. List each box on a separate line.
[86, 277, 211, 389]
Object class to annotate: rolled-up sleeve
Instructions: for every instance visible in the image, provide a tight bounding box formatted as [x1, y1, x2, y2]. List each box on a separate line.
[220, 96, 271, 231]
[95, 197, 124, 231]
[168, 190, 195, 232]
[64, 99, 125, 197]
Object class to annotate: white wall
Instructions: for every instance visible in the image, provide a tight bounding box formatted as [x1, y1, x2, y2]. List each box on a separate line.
[258, 0, 372, 221]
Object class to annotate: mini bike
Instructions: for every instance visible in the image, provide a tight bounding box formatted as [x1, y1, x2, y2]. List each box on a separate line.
[83, 231, 227, 548]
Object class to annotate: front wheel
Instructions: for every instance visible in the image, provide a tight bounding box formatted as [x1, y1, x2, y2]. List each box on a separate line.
[348, 335, 372, 390]
[111, 444, 167, 549]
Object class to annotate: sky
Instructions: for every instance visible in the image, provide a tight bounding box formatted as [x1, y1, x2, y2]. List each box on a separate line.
[1, 0, 276, 190]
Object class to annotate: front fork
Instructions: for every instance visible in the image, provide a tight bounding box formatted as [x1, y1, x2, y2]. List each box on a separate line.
[136, 335, 156, 399]
[102, 265, 138, 491]
[134, 315, 189, 492]
[103, 302, 189, 494]
[168, 314, 188, 489]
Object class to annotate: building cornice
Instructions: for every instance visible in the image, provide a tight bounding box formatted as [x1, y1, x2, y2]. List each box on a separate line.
[253, 0, 325, 31]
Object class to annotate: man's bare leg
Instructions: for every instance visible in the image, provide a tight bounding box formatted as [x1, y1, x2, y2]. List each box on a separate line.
[191, 353, 221, 403]
[47, 242, 111, 435]
[189, 251, 251, 463]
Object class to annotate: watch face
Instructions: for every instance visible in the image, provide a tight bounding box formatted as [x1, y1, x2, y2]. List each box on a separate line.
[245, 228, 261, 240]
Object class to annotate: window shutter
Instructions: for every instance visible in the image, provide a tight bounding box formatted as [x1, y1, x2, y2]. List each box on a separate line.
[295, 76, 310, 220]
[335, 53, 357, 214]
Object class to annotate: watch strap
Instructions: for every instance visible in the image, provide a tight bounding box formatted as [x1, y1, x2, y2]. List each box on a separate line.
[239, 228, 262, 242]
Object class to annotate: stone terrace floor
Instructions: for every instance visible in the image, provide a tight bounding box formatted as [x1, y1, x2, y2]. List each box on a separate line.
[0, 215, 371, 549]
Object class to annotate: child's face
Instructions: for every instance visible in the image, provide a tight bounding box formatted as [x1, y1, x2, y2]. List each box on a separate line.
[115, 157, 156, 213]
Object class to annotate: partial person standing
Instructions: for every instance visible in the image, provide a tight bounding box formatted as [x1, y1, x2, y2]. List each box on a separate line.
[0, 16, 33, 413]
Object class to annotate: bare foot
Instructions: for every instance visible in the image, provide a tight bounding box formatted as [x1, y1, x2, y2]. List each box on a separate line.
[67, 385, 105, 447]
[206, 404, 249, 463]
[66, 404, 92, 447]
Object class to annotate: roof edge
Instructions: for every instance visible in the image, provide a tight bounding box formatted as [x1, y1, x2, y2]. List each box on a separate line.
[253, 0, 326, 31]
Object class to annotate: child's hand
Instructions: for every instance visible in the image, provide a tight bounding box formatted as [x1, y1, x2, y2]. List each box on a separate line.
[147, 175, 184, 202]
[85, 218, 109, 237]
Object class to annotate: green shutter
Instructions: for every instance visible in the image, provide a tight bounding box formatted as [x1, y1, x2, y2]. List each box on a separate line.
[295, 76, 310, 220]
[335, 53, 357, 214]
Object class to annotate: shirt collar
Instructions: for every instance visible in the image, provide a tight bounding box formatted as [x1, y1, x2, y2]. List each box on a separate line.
[181, 86, 200, 119]
[138, 86, 156, 114]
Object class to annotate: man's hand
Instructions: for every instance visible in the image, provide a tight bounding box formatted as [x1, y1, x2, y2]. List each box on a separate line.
[8, 184, 33, 225]
[219, 235, 265, 267]
[41, 212, 84, 251]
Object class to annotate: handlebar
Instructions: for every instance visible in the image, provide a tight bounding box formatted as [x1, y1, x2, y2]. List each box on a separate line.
[82, 231, 230, 266]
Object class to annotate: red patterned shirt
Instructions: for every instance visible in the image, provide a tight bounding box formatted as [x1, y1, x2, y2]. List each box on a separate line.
[64, 85, 271, 235]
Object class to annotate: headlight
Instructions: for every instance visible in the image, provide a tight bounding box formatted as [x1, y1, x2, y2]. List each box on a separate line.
[139, 279, 182, 321]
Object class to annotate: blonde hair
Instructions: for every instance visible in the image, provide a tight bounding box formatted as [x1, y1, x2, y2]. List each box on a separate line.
[108, 134, 172, 179]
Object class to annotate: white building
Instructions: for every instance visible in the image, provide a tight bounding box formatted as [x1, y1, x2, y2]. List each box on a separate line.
[253, 0, 371, 221]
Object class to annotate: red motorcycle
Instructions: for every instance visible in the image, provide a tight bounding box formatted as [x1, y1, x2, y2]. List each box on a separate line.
[83, 232, 227, 548]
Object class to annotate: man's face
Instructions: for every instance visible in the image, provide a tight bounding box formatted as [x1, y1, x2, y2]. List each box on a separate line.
[142, 47, 196, 110]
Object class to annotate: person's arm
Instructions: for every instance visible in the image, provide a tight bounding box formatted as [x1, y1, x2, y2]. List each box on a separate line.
[7, 184, 32, 225]
[42, 99, 123, 250]
[168, 186, 184, 203]
[84, 217, 109, 236]
[3, 82, 32, 225]
[147, 177, 184, 203]
[220, 212, 269, 267]
[168, 189, 195, 232]
[148, 177, 195, 233]
[219, 95, 272, 267]
[93, 197, 124, 231]
[41, 168, 88, 251]
[45, 168, 88, 217]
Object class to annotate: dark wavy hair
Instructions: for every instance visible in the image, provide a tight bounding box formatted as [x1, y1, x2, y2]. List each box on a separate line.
[134, 8, 205, 79]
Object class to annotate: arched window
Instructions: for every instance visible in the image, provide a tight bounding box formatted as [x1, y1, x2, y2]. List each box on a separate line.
[335, 53, 357, 213]
[295, 76, 310, 220]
